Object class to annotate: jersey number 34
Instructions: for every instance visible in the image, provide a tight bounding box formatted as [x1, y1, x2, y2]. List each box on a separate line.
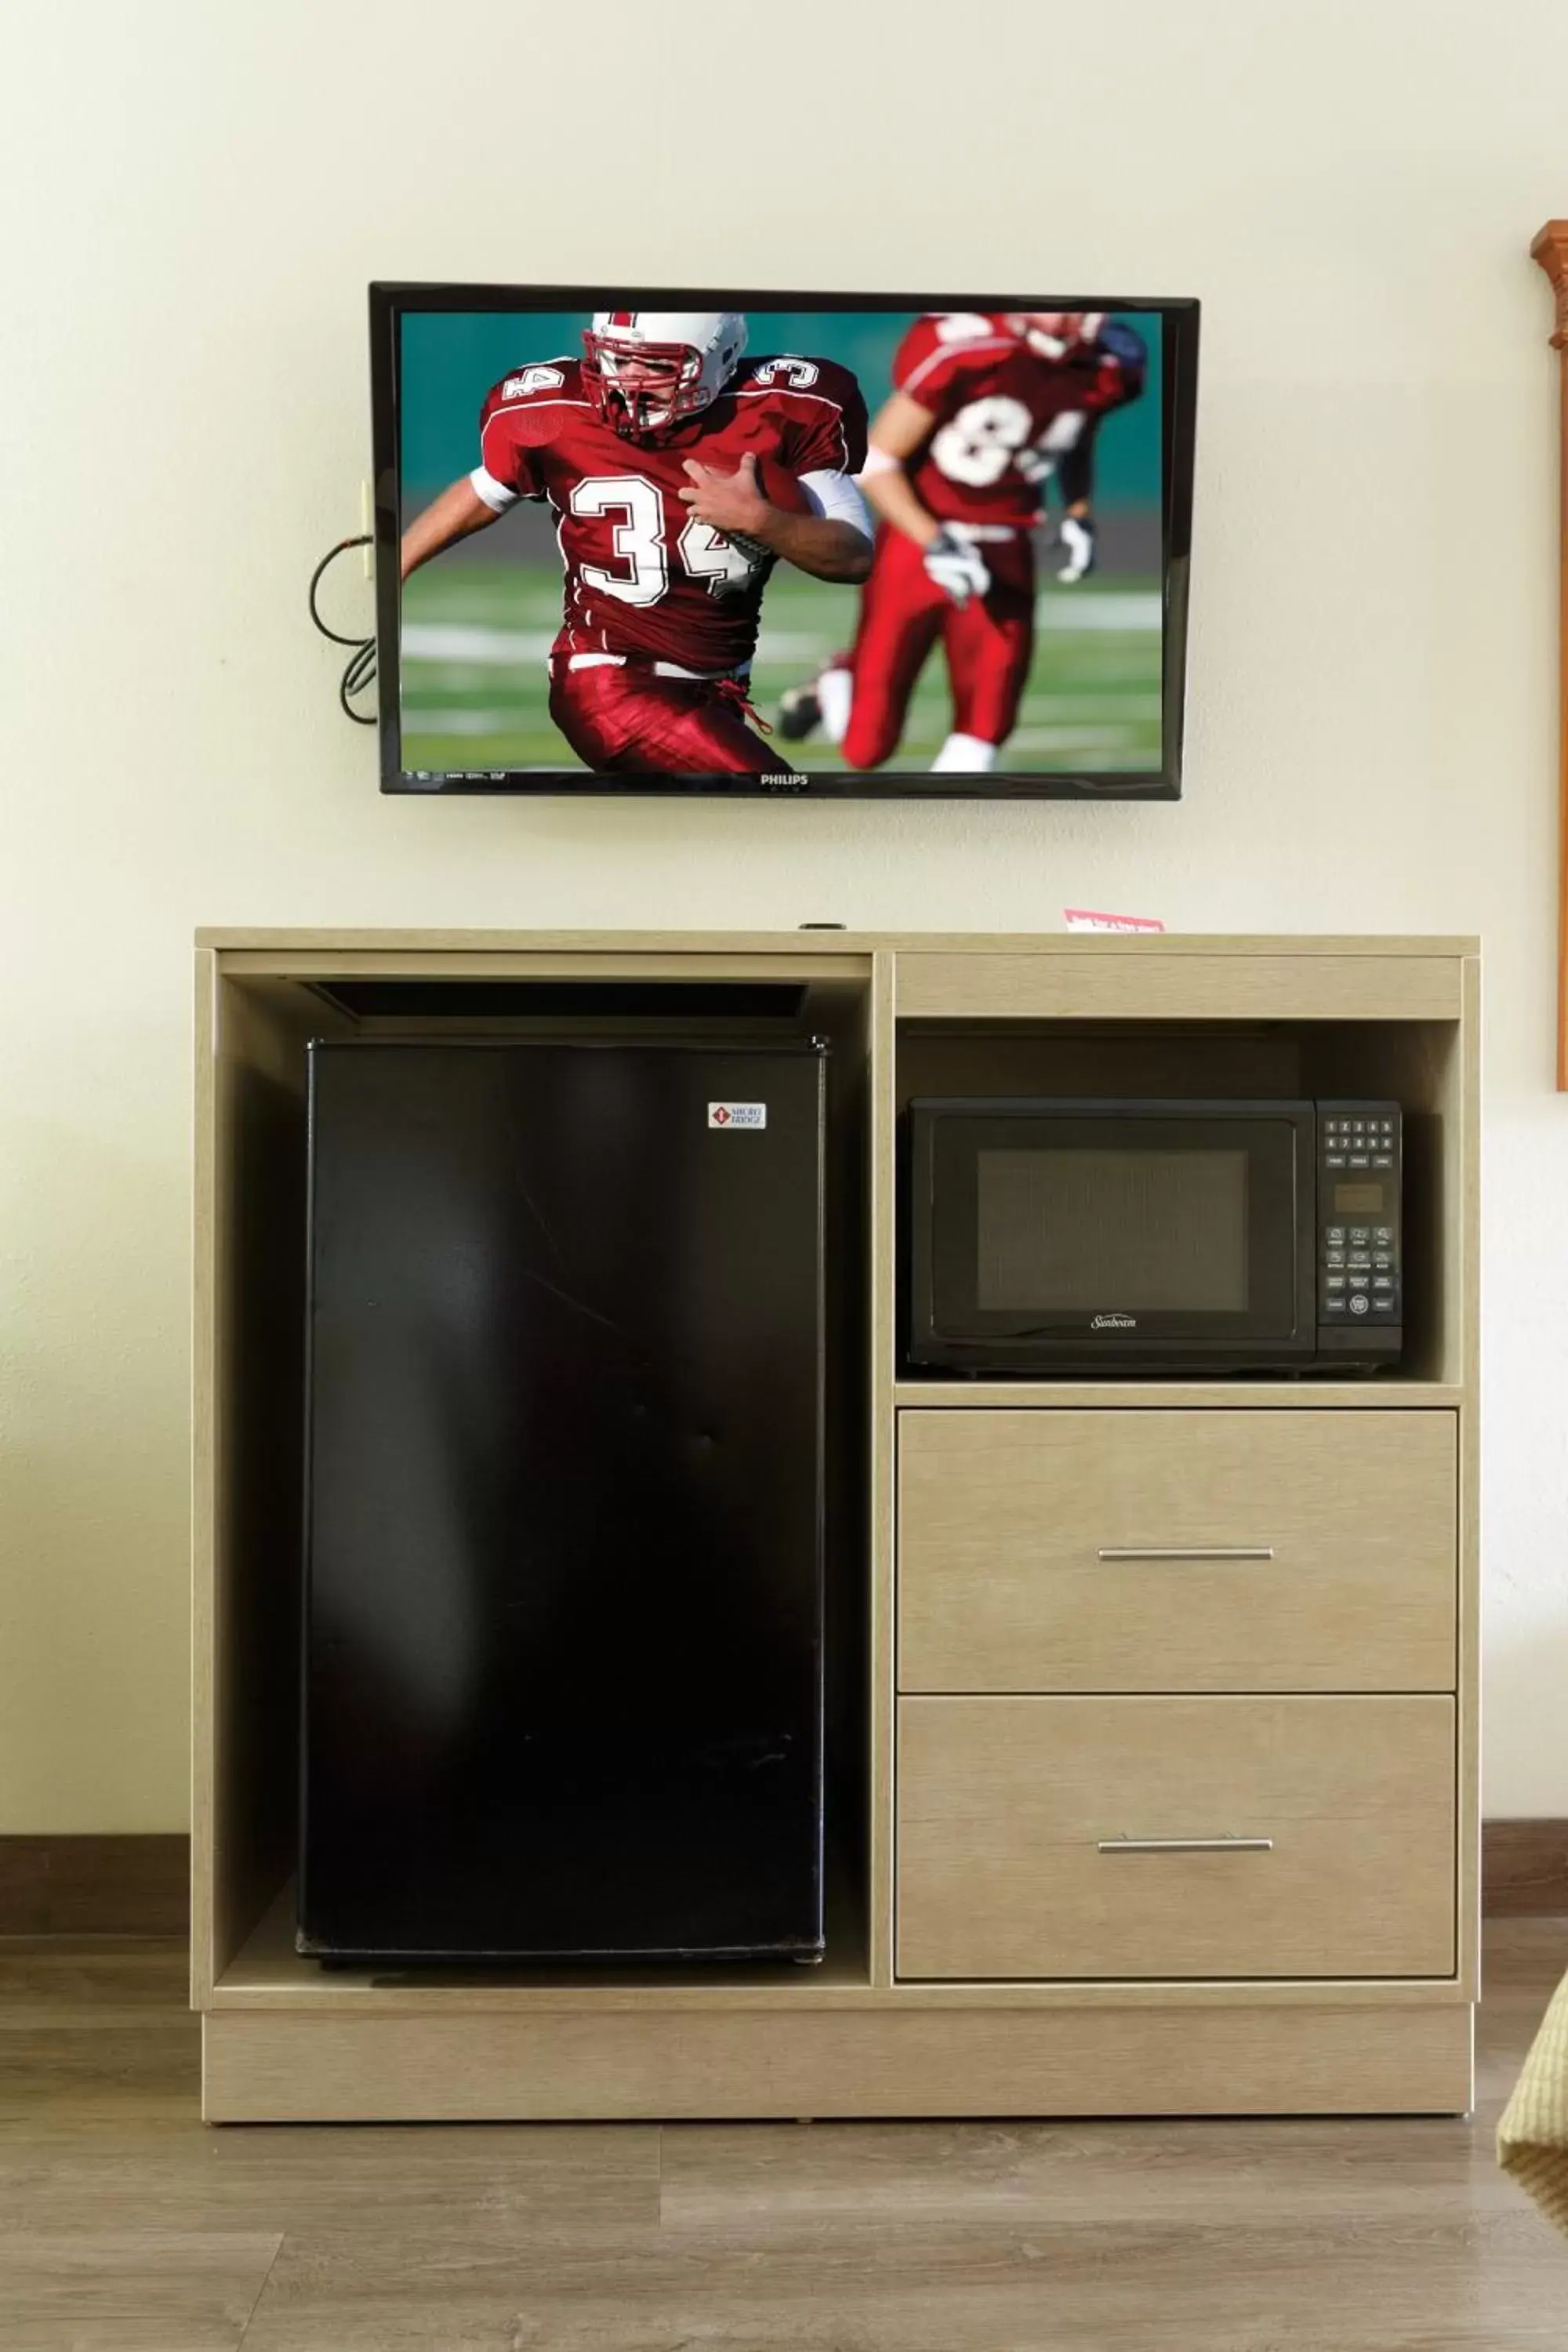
[571, 476, 757, 604]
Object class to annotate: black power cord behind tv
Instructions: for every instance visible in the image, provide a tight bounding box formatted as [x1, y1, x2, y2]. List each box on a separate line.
[309, 535, 377, 724]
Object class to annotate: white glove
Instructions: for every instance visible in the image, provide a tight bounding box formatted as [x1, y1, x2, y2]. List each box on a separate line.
[923, 527, 990, 608]
[1056, 514, 1096, 585]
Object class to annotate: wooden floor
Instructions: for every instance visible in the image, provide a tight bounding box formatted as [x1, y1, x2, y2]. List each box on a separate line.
[2, 1926, 1566, 2350]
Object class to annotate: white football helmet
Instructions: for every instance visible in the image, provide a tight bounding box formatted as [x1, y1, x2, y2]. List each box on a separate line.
[582, 310, 749, 440]
[1010, 311, 1106, 361]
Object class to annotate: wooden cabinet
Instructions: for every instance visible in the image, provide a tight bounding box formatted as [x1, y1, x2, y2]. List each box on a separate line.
[898, 1409, 1458, 1694]
[194, 928, 1479, 2122]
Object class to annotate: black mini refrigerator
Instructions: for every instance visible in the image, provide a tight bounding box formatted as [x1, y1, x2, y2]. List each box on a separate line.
[298, 1039, 827, 1964]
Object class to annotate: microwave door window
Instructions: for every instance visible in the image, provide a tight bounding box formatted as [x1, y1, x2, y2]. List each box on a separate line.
[976, 1148, 1250, 1318]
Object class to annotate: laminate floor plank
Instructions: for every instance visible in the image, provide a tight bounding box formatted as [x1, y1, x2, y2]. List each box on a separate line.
[0, 2120, 662, 2238]
[659, 2112, 1525, 2234]
[0, 2136, 662, 2239]
[0, 1925, 1564, 2351]
[0, 2227, 282, 2352]
[233, 2210, 1566, 2350]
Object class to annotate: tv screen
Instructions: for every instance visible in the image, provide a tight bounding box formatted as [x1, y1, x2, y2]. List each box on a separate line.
[370, 285, 1197, 798]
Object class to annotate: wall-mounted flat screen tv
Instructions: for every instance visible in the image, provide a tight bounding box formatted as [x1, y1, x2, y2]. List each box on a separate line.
[371, 285, 1198, 798]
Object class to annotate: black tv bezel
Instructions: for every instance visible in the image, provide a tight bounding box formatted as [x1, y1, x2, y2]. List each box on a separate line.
[368, 283, 1200, 800]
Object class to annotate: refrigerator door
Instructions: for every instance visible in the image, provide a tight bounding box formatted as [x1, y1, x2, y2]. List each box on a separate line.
[299, 1041, 826, 1962]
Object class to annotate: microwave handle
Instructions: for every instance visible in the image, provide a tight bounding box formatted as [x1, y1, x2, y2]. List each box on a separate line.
[1097, 1545, 1276, 1564]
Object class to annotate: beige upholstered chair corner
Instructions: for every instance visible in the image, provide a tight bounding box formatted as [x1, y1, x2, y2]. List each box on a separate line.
[1500, 1965, 1568, 2231]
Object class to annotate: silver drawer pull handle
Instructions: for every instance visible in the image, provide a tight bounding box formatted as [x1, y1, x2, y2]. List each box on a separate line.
[1097, 1546, 1276, 1563]
[1098, 1836, 1275, 1855]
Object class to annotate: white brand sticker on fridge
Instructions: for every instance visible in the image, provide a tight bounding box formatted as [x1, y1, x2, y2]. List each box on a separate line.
[707, 1102, 768, 1129]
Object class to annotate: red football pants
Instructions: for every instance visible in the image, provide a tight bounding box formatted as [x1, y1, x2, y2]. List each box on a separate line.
[840, 526, 1035, 771]
[549, 659, 793, 778]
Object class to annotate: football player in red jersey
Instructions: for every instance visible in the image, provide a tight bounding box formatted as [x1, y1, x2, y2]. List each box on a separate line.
[779, 312, 1146, 774]
[401, 311, 872, 778]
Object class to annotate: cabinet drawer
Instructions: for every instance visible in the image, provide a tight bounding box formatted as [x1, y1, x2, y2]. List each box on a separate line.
[896, 1695, 1457, 1980]
[898, 1410, 1456, 1693]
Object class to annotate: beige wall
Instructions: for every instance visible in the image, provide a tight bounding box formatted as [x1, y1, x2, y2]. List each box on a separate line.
[3, 0, 1566, 1826]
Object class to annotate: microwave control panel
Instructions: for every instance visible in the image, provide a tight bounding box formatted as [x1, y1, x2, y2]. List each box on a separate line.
[1317, 1101, 1401, 1327]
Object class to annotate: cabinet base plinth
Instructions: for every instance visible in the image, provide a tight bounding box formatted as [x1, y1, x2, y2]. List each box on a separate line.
[202, 2001, 1474, 2123]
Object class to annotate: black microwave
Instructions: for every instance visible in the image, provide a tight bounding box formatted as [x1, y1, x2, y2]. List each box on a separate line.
[906, 1098, 1403, 1375]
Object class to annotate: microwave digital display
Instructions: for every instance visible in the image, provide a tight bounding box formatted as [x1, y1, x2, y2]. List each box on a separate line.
[976, 1147, 1249, 1312]
[1332, 1179, 1389, 1214]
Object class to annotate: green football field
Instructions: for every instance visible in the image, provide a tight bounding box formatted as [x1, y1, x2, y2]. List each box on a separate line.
[398, 559, 1163, 779]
